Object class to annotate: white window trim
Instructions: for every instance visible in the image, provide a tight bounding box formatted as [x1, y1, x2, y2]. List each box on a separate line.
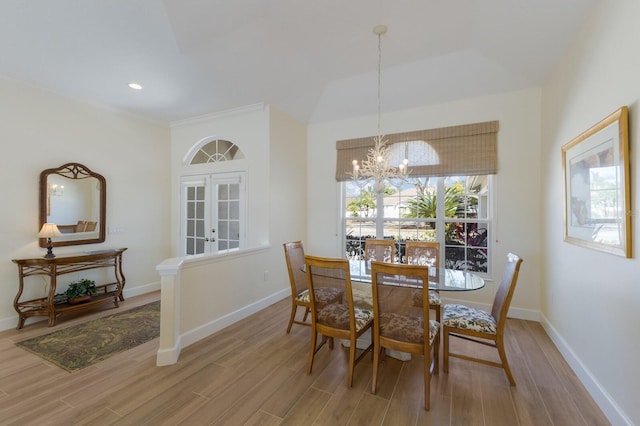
[341, 175, 494, 277]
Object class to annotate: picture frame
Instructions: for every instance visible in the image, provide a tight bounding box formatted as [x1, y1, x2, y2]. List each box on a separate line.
[562, 106, 631, 257]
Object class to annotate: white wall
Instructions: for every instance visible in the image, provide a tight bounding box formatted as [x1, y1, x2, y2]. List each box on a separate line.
[307, 88, 542, 316]
[269, 106, 308, 248]
[0, 77, 172, 330]
[541, 1, 640, 424]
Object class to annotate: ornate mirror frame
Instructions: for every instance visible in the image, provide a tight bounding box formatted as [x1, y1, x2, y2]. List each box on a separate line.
[39, 163, 106, 247]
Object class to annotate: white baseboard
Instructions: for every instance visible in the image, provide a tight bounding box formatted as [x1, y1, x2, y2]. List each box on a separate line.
[156, 335, 182, 366]
[122, 281, 160, 298]
[539, 313, 631, 426]
[178, 288, 290, 350]
[0, 315, 18, 332]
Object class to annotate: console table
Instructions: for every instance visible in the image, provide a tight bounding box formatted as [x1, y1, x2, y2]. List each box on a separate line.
[12, 248, 127, 329]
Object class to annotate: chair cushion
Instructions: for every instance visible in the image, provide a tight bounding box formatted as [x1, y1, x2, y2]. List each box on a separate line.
[380, 313, 439, 344]
[411, 289, 442, 307]
[442, 303, 497, 334]
[317, 304, 373, 331]
[351, 286, 373, 310]
[296, 288, 343, 307]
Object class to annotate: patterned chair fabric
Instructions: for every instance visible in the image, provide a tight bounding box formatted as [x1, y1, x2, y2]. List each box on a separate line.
[317, 304, 373, 332]
[412, 289, 442, 307]
[442, 303, 497, 334]
[379, 313, 439, 344]
[295, 287, 343, 308]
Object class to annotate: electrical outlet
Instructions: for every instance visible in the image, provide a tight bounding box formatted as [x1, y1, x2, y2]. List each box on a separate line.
[263, 271, 269, 282]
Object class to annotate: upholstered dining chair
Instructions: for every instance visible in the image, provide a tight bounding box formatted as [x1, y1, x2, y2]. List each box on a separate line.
[282, 241, 343, 333]
[364, 239, 395, 263]
[370, 261, 440, 411]
[442, 252, 523, 385]
[405, 241, 442, 323]
[304, 255, 374, 387]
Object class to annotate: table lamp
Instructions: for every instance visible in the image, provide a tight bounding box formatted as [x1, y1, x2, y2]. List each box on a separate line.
[38, 223, 62, 258]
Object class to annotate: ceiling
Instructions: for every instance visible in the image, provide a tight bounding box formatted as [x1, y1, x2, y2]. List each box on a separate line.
[0, 0, 596, 124]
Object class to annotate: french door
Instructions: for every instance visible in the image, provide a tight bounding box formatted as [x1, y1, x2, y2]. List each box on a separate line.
[181, 172, 245, 256]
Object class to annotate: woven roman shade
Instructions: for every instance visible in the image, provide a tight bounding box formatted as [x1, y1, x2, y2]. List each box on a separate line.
[336, 121, 498, 181]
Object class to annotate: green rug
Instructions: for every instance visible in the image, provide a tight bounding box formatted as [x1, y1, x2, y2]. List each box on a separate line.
[16, 301, 160, 372]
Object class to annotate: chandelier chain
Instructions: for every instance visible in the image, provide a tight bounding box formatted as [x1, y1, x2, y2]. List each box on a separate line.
[377, 29, 382, 138]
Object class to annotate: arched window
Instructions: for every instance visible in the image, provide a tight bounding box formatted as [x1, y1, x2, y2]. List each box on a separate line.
[188, 139, 245, 165]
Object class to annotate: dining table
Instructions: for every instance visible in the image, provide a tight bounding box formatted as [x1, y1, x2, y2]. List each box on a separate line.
[348, 259, 485, 312]
[349, 259, 485, 290]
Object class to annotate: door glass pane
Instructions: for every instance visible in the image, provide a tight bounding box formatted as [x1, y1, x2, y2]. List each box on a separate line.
[196, 238, 205, 254]
[196, 220, 204, 237]
[215, 182, 241, 252]
[229, 200, 239, 218]
[219, 184, 228, 199]
[218, 201, 229, 219]
[219, 221, 228, 239]
[229, 184, 239, 199]
[184, 182, 207, 256]
[229, 220, 239, 238]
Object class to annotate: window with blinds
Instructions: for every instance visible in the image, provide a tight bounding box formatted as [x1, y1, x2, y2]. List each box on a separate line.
[340, 121, 498, 275]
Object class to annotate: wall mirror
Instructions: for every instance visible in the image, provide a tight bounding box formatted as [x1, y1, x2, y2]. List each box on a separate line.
[39, 163, 106, 247]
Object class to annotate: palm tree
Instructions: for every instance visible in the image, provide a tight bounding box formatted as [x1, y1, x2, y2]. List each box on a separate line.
[404, 184, 464, 218]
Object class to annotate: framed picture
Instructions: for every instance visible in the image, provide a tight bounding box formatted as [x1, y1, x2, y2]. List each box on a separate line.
[562, 106, 631, 257]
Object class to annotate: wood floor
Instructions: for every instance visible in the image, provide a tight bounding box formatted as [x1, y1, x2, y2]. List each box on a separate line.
[0, 291, 609, 425]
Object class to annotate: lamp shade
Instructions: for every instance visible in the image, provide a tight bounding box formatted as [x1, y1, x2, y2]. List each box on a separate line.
[38, 223, 62, 238]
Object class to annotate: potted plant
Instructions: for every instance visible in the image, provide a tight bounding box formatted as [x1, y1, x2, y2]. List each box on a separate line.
[53, 278, 97, 305]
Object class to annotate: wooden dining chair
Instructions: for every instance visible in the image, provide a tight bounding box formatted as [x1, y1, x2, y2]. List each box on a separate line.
[282, 241, 343, 333]
[370, 261, 440, 410]
[443, 252, 523, 385]
[364, 239, 395, 263]
[305, 255, 374, 387]
[405, 241, 442, 322]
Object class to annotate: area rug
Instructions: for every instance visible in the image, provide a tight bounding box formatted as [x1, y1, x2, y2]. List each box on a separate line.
[16, 300, 160, 372]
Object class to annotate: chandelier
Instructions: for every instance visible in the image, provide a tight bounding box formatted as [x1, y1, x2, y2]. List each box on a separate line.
[351, 25, 408, 193]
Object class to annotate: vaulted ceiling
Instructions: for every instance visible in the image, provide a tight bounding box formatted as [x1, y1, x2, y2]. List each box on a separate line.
[0, 0, 596, 124]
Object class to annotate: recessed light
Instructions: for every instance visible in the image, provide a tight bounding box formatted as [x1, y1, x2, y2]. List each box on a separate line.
[128, 82, 143, 90]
